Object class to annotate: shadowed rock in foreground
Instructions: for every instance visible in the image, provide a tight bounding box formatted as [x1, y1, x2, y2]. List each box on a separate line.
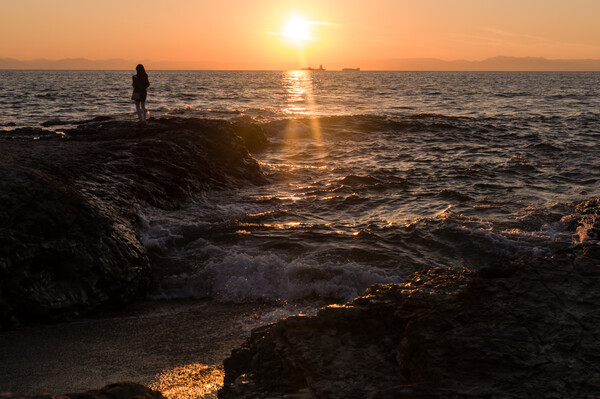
[220, 236, 600, 398]
[0, 382, 165, 399]
[0, 118, 267, 326]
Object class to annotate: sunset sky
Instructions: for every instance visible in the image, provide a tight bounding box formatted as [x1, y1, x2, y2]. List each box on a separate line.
[1, 0, 599, 69]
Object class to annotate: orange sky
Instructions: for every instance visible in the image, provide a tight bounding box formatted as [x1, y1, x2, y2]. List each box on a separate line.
[1, 0, 599, 69]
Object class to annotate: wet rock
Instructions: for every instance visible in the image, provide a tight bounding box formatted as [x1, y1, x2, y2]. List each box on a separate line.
[0, 117, 266, 326]
[74, 115, 113, 125]
[4, 127, 48, 136]
[220, 245, 600, 398]
[40, 119, 73, 127]
[394, 245, 600, 398]
[0, 382, 165, 399]
[219, 267, 474, 399]
[230, 120, 268, 152]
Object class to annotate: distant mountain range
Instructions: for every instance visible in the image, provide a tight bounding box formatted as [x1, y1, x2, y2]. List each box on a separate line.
[0, 58, 210, 70]
[1, 56, 600, 71]
[331, 56, 600, 71]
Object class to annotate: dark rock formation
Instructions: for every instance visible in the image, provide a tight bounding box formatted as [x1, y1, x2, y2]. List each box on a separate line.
[230, 119, 269, 152]
[220, 243, 600, 398]
[0, 382, 165, 399]
[394, 244, 600, 398]
[3, 127, 49, 138]
[219, 267, 475, 399]
[40, 119, 74, 127]
[0, 117, 267, 326]
[75, 115, 113, 125]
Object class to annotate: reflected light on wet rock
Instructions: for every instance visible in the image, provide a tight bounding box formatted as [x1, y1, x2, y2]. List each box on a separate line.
[148, 363, 224, 399]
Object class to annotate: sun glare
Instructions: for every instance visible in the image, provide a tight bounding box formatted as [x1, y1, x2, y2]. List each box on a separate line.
[283, 15, 312, 42]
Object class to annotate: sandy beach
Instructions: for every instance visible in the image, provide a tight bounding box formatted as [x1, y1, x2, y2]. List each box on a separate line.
[0, 299, 269, 396]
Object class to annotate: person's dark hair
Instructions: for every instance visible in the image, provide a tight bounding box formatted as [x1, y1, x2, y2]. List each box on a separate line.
[136, 64, 148, 78]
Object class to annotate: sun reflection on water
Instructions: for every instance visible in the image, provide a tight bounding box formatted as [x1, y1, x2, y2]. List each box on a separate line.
[283, 70, 314, 116]
[282, 70, 323, 155]
[148, 363, 224, 399]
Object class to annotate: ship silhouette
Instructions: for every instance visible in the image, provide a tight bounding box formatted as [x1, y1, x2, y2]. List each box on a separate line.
[301, 64, 326, 71]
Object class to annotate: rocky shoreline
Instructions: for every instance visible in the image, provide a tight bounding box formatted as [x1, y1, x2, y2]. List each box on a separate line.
[4, 241, 599, 398]
[2, 117, 600, 398]
[0, 117, 267, 326]
[219, 240, 600, 398]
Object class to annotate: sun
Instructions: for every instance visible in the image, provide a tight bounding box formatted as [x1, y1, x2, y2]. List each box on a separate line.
[283, 15, 312, 42]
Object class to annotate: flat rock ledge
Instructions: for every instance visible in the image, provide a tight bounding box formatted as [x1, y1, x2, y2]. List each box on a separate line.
[220, 242, 600, 398]
[0, 117, 268, 326]
[0, 382, 165, 399]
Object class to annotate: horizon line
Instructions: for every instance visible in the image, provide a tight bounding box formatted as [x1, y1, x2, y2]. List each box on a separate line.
[2, 68, 600, 72]
[2, 55, 600, 72]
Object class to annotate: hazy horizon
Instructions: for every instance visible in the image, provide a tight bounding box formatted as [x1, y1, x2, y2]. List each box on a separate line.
[2, 55, 600, 71]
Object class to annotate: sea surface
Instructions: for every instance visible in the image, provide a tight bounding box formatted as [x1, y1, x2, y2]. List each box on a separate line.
[2, 70, 600, 313]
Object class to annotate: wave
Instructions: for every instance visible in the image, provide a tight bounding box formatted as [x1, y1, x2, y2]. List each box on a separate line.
[382, 198, 600, 267]
[140, 196, 600, 307]
[150, 246, 401, 303]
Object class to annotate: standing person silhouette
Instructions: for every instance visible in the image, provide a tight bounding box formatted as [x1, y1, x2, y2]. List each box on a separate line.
[132, 64, 150, 124]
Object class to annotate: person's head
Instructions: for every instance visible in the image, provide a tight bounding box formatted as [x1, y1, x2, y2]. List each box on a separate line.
[136, 64, 148, 78]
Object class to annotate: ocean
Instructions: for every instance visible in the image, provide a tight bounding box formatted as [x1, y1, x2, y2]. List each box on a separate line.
[1, 70, 599, 309]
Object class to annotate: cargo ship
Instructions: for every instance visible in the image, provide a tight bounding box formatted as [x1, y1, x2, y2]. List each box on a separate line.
[301, 64, 326, 71]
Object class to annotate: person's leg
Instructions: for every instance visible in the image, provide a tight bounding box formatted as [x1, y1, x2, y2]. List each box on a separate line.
[140, 100, 147, 122]
[135, 100, 143, 122]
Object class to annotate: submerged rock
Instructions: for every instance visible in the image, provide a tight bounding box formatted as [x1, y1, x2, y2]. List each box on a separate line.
[0, 117, 267, 326]
[220, 244, 600, 398]
[40, 119, 74, 127]
[75, 115, 113, 124]
[0, 382, 165, 399]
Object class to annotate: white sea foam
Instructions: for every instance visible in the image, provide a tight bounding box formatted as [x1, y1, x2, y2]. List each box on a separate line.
[435, 207, 580, 258]
[150, 245, 400, 303]
[139, 202, 403, 303]
[572, 215, 598, 245]
[137, 197, 262, 252]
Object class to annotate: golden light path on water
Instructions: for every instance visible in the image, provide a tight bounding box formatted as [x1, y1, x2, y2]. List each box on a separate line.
[149, 71, 325, 399]
[282, 70, 323, 152]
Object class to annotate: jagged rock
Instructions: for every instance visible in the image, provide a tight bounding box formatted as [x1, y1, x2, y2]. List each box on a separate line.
[220, 244, 600, 398]
[0, 382, 165, 399]
[219, 267, 474, 399]
[393, 245, 600, 398]
[0, 118, 267, 326]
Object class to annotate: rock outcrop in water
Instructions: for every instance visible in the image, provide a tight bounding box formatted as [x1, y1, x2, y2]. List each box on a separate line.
[220, 240, 600, 398]
[0, 382, 165, 399]
[0, 118, 267, 326]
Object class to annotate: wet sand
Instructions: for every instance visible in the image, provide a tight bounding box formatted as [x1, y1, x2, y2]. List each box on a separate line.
[0, 299, 271, 396]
